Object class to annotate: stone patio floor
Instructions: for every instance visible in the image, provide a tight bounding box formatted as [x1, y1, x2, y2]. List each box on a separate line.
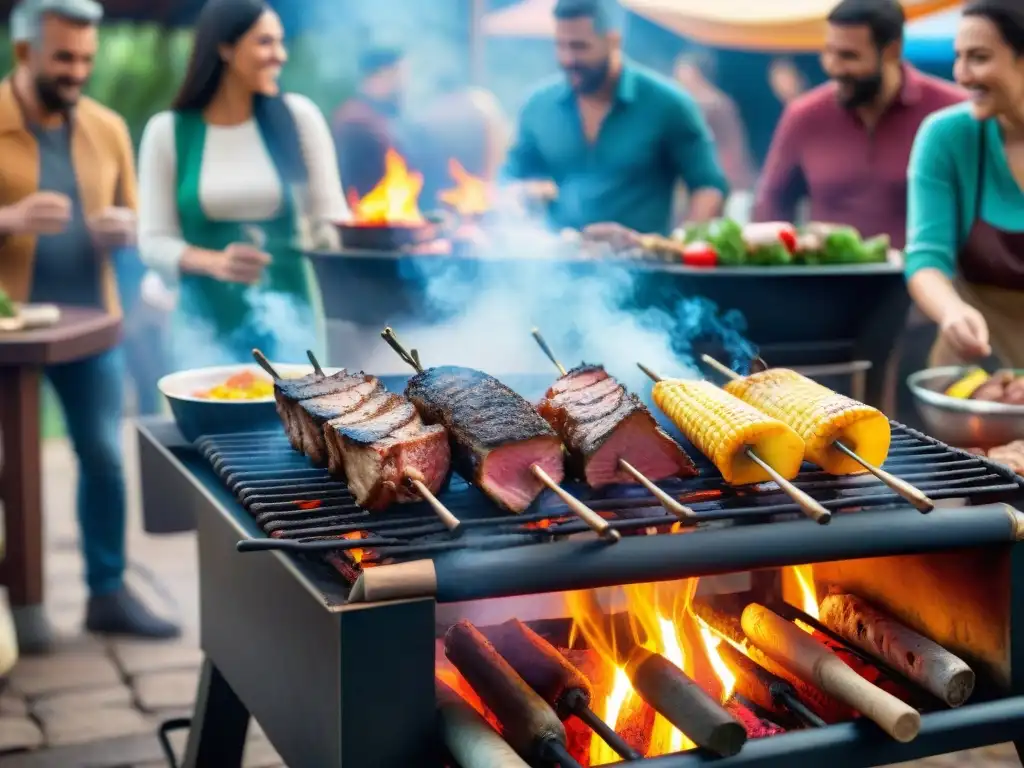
[0, 424, 1018, 767]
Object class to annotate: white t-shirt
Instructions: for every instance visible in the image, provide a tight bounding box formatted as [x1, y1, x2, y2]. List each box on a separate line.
[137, 93, 349, 288]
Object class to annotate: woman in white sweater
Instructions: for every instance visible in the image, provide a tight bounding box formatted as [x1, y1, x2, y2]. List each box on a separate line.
[138, 0, 347, 368]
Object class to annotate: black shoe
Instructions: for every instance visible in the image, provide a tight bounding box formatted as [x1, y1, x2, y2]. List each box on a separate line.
[85, 588, 181, 640]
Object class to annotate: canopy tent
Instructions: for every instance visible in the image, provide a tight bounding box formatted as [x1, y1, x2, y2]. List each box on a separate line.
[904, 6, 961, 62]
[621, 0, 961, 51]
[484, 0, 963, 51]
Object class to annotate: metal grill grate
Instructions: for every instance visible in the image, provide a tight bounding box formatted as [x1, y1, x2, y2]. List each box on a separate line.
[197, 423, 1024, 582]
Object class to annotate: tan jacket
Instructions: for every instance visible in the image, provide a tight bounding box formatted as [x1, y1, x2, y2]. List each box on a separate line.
[0, 77, 137, 316]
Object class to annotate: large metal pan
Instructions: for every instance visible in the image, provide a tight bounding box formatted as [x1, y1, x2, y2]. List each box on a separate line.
[907, 366, 1024, 448]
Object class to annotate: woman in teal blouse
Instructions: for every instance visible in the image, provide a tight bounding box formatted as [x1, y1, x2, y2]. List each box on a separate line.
[905, 0, 1024, 367]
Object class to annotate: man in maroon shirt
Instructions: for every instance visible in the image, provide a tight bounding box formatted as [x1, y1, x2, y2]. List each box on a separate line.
[753, 0, 963, 248]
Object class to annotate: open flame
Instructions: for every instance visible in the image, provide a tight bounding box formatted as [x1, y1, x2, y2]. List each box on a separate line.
[346, 148, 425, 226]
[788, 565, 819, 634]
[439, 159, 491, 217]
[340, 531, 365, 564]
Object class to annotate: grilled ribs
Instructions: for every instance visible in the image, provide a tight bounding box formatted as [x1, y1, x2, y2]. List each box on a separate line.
[538, 364, 697, 487]
[406, 366, 564, 513]
[296, 376, 384, 466]
[275, 373, 451, 510]
[274, 369, 349, 452]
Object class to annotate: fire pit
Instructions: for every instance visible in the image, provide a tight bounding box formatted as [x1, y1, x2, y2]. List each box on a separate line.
[334, 148, 441, 252]
[136, 366, 1024, 768]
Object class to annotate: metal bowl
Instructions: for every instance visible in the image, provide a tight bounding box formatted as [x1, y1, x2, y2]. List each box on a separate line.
[159, 363, 343, 443]
[907, 366, 1024, 448]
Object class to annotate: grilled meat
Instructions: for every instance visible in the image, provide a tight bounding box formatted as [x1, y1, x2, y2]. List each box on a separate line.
[406, 366, 564, 513]
[295, 375, 383, 466]
[538, 364, 697, 487]
[323, 392, 402, 475]
[329, 399, 450, 511]
[274, 369, 349, 452]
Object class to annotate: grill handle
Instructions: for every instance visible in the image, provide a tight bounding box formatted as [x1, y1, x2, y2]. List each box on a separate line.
[742, 603, 921, 743]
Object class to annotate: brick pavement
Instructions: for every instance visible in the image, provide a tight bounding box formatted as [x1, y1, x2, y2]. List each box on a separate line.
[0, 425, 1017, 767]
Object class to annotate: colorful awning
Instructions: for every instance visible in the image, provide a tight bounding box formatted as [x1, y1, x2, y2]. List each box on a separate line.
[621, 0, 963, 51]
[483, 0, 964, 51]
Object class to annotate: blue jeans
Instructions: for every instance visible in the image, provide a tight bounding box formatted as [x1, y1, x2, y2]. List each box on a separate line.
[46, 348, 126, 596]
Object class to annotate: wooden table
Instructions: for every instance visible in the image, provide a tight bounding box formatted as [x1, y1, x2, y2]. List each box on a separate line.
[0, 307, 121, 651]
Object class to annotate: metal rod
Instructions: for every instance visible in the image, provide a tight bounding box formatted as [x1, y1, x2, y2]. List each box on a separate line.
[639, 361, 830, 525]
[772, 685, 827, 729]
[307, 349, 326, 377]
[541, 739, 583, 768]
[380, 326, 424, 373]
[618, 459, 697, 520]
[251, 348, 280, 380]
[531, 327, 568, 376]
[530, 464, 620, 542]
[575, 706, 642, 761]
[703, 353, 933, 514]
[833, 442, 934, 513]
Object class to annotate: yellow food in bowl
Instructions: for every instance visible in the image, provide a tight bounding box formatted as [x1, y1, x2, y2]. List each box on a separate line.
[193, 371, 273, 400]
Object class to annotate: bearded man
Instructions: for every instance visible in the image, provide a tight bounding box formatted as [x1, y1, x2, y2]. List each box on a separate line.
[0, 0, 179, 649]
[502, 0, 728, 234]
[753, 0, 964, 248]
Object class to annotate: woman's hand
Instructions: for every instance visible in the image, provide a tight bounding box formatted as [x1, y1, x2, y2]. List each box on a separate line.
[209, 243, 271, 285]
[939, 301, 992, 360]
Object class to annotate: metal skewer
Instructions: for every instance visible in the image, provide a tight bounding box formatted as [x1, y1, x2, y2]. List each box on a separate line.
[307, 349, 326, 377]
[384, 326, 617, 541]
[639, 363, 831, 525]
[531, 327, 696, 521]
[251, 348, 281, 380]
[700, 354, 933, 514]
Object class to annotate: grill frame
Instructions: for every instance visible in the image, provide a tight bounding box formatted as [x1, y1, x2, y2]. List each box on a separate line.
[137, 416, 1024, 768]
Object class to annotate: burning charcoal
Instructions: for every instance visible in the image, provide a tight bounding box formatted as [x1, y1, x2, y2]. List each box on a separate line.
[808, 629, 918, 708]
[725, 699, 786, 739]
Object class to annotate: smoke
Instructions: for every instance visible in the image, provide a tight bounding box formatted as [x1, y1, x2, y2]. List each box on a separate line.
[361, 228, 756, 394]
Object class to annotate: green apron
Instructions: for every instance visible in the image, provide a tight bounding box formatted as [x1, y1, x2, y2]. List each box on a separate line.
[169, 109, 323, 368]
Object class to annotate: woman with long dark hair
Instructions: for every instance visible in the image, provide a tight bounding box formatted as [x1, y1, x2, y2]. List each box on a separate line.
[138, 0, 347, 367]
[905, 0, 1024, 366]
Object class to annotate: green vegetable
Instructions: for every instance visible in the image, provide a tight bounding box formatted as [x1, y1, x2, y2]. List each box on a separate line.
[822, 227, 866, 264]
[861, 234, 890, 264]
[748, 242, 792, 266]
[0, 288, 15, 319]
[704, 218, 746, 266]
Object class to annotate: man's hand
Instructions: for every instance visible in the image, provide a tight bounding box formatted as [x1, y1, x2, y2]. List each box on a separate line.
[0, 191, 72, 235]
[88, 207, 137, 250]
[208, 243, 271, 285]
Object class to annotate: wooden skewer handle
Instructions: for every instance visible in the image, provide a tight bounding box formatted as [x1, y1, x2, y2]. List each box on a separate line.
[701, 354, 741, 381]
[744, 449, 831, 525]
[530, 464, 620, 541]
[406, 474, 461, 532]
[742, 603, 921, 743]
[833, 442, 933, 513]
[618, 459, 696, 519]
[251, 348, 280, 380]
[437, 680, 531, 768]
[531, 328, 567, 376]
[306, 349, 326, 377]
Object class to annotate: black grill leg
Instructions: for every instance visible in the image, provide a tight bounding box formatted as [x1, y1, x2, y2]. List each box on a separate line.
[181, 658, 250, 768]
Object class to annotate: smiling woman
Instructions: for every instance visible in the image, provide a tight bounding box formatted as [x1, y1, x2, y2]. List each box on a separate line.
[904, 0, 1024, 368]
[137, 0, 349, 371]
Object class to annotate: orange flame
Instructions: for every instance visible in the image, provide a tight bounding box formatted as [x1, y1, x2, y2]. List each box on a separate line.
[341, 531, 364, 564]
[566, 582, 701, 763]
[347, 148, 425, 225]
[698, 625, 737, 703]
[439, 159, 492, 216]
[788, 565, 819, 634]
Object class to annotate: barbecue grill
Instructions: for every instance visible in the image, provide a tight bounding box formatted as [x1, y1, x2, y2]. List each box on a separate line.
[137, 371, 1024, 768]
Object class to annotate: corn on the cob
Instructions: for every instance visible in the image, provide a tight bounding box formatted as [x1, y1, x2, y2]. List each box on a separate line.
[724, 369, 890, 476]
[944, 368, 989, 399]
[652, 379, 805, 485]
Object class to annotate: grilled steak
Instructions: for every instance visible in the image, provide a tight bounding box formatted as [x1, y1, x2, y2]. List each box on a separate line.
[323, 392, 405, 476]
[330, 400, 450, 510]
[406, 366, 564, 513]
[274, 369, 349, 452]
[538, 364, 697, 488]
[296, 375, 383, 466]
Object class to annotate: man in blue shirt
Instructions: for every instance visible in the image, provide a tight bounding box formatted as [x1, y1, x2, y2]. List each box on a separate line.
[503, 0, 728, 235]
